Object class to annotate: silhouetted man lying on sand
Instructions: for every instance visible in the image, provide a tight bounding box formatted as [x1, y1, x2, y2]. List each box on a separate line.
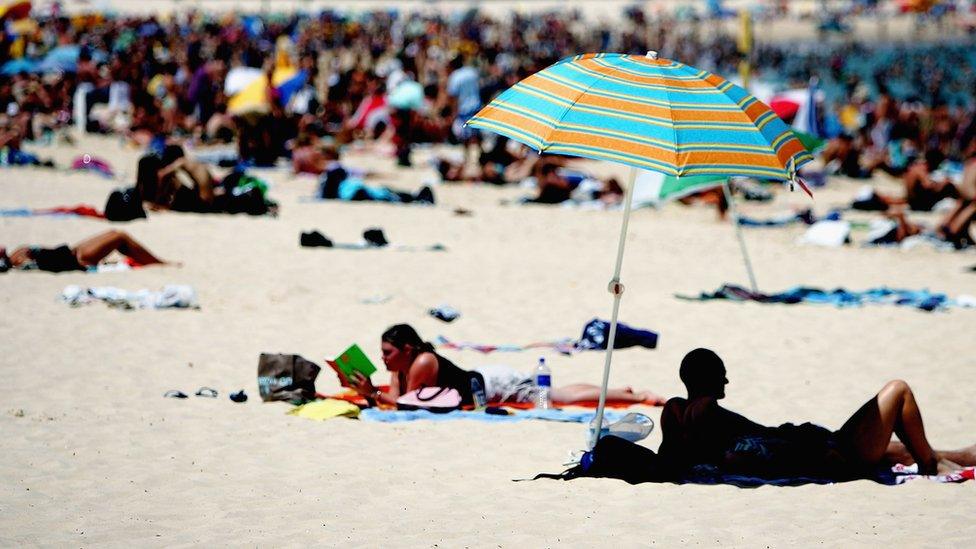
[0, 230, 174, 273]
[659, 349, 976, 480]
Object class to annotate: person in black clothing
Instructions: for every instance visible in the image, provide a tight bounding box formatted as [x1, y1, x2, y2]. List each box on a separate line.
[0, 230, 172, 273]
[659, 348, 976, 479]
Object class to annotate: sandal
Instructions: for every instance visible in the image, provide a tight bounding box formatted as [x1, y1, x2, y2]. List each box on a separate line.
[164, 390, 188, 399]
[195, 387, 218, 398]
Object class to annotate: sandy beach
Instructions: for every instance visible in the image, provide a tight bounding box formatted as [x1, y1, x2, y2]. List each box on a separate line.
[3, 0, 976, 545]
[2, 129, 976, 545]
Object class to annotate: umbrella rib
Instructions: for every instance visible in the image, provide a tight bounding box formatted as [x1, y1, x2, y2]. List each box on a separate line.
[662, 73, 679, 174]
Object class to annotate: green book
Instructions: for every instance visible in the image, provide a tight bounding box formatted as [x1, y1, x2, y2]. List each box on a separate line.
[328, 343, 378, 384]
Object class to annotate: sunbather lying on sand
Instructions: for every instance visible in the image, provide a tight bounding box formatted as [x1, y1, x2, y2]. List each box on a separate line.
[871, 200, 976, 247]
[659, 348, 976, 479]
[344, 324, 664, 406]
[0, 230, 174, 273]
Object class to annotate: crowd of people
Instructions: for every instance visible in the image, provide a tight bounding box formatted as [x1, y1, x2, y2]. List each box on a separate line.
[0, 3, 972, 243]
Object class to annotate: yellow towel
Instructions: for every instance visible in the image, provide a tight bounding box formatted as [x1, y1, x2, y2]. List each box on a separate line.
[287, 399, 360, 420]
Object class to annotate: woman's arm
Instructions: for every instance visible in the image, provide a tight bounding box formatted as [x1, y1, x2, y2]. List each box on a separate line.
[403, 353, 439, 392]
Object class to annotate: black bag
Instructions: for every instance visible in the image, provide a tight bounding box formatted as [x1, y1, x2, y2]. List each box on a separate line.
[104, 186, 146, 222]
[257, 353, 321, 403]
[530, 436, 666, 485]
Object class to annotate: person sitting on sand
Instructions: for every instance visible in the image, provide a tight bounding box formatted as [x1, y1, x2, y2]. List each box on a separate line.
[0, 230, 174, 273]
[854, 150, 962, 213]
[137, 144, 275, 215]
[659, 348, 976, 479]
[345, 324, 663, 407]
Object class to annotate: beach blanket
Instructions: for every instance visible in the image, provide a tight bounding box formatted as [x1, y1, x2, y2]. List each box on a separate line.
[360, 407, 627, 424]
[0, 204, 104, 218]
[436, 335, 577, 355]
[677, 284, 976, 312]
[321, 389, 663, 409]
[680, 463, 976, 487]
[288, 399, 360, 420]
[70, 155, 114, 178]
[59, 284, 198, 310]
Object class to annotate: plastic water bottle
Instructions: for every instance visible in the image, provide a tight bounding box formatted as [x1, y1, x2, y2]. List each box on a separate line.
[470, 377, 487, 411]
[534, 357, 552, 409]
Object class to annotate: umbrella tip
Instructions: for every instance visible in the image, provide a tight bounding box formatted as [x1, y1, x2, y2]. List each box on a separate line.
[646, 50, 658, 59]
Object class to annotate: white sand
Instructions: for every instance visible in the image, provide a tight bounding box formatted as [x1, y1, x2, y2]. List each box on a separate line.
[2, 132, 975, 545]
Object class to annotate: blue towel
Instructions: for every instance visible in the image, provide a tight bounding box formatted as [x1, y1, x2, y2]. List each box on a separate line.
[360, 408, 627, 423]
[678, 284, 969, 312]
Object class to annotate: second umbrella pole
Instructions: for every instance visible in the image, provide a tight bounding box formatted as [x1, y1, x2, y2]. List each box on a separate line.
[722, 179, 759, 293]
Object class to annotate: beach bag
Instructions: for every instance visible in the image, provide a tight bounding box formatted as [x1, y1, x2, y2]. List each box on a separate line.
[576, 318, 658, 351]
[104, 186, 146, 222]
[257, 353, 321, 403]
[395, 387, 462, 413]
[528, 436, 665, 485]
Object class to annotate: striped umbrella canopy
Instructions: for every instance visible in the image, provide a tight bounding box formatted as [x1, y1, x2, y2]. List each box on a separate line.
[467, 52, 812, 181]
[467, 52, 812, 450]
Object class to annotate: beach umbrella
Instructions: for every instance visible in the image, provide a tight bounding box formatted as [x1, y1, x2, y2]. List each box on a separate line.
[0, 0, 31, 20]
[467, 52, 812, 449]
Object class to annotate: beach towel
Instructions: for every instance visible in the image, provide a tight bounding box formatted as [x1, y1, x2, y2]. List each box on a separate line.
[676, 463, 976, 487]
[287, 399, 360, 420]
[677, 284, 976, 312]
[435, 336, 577, 355]
[85, 259, 144, 273]
[70, 155, 115, 178]
[319, 388, 663, 409]
[797, 220, 851, 247]
[59, 285, 198, 310]
[0, 204, 104, 218]
[359, 407, 627, 424]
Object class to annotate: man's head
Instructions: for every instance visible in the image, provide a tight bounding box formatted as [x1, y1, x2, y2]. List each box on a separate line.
[679, 348, 728, 399]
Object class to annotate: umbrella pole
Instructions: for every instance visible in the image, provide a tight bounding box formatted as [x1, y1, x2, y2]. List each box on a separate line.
[722, 179, 759, 293]
[589, 166, 638, 450]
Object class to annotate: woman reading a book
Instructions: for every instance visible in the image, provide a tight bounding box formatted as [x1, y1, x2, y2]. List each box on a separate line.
[346, 324, 664, 406]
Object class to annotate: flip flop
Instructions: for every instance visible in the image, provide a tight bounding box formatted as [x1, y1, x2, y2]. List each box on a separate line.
[195, 387, 218, 398]
[164, 390, 188, 399]
[229, 390, 248, 403]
